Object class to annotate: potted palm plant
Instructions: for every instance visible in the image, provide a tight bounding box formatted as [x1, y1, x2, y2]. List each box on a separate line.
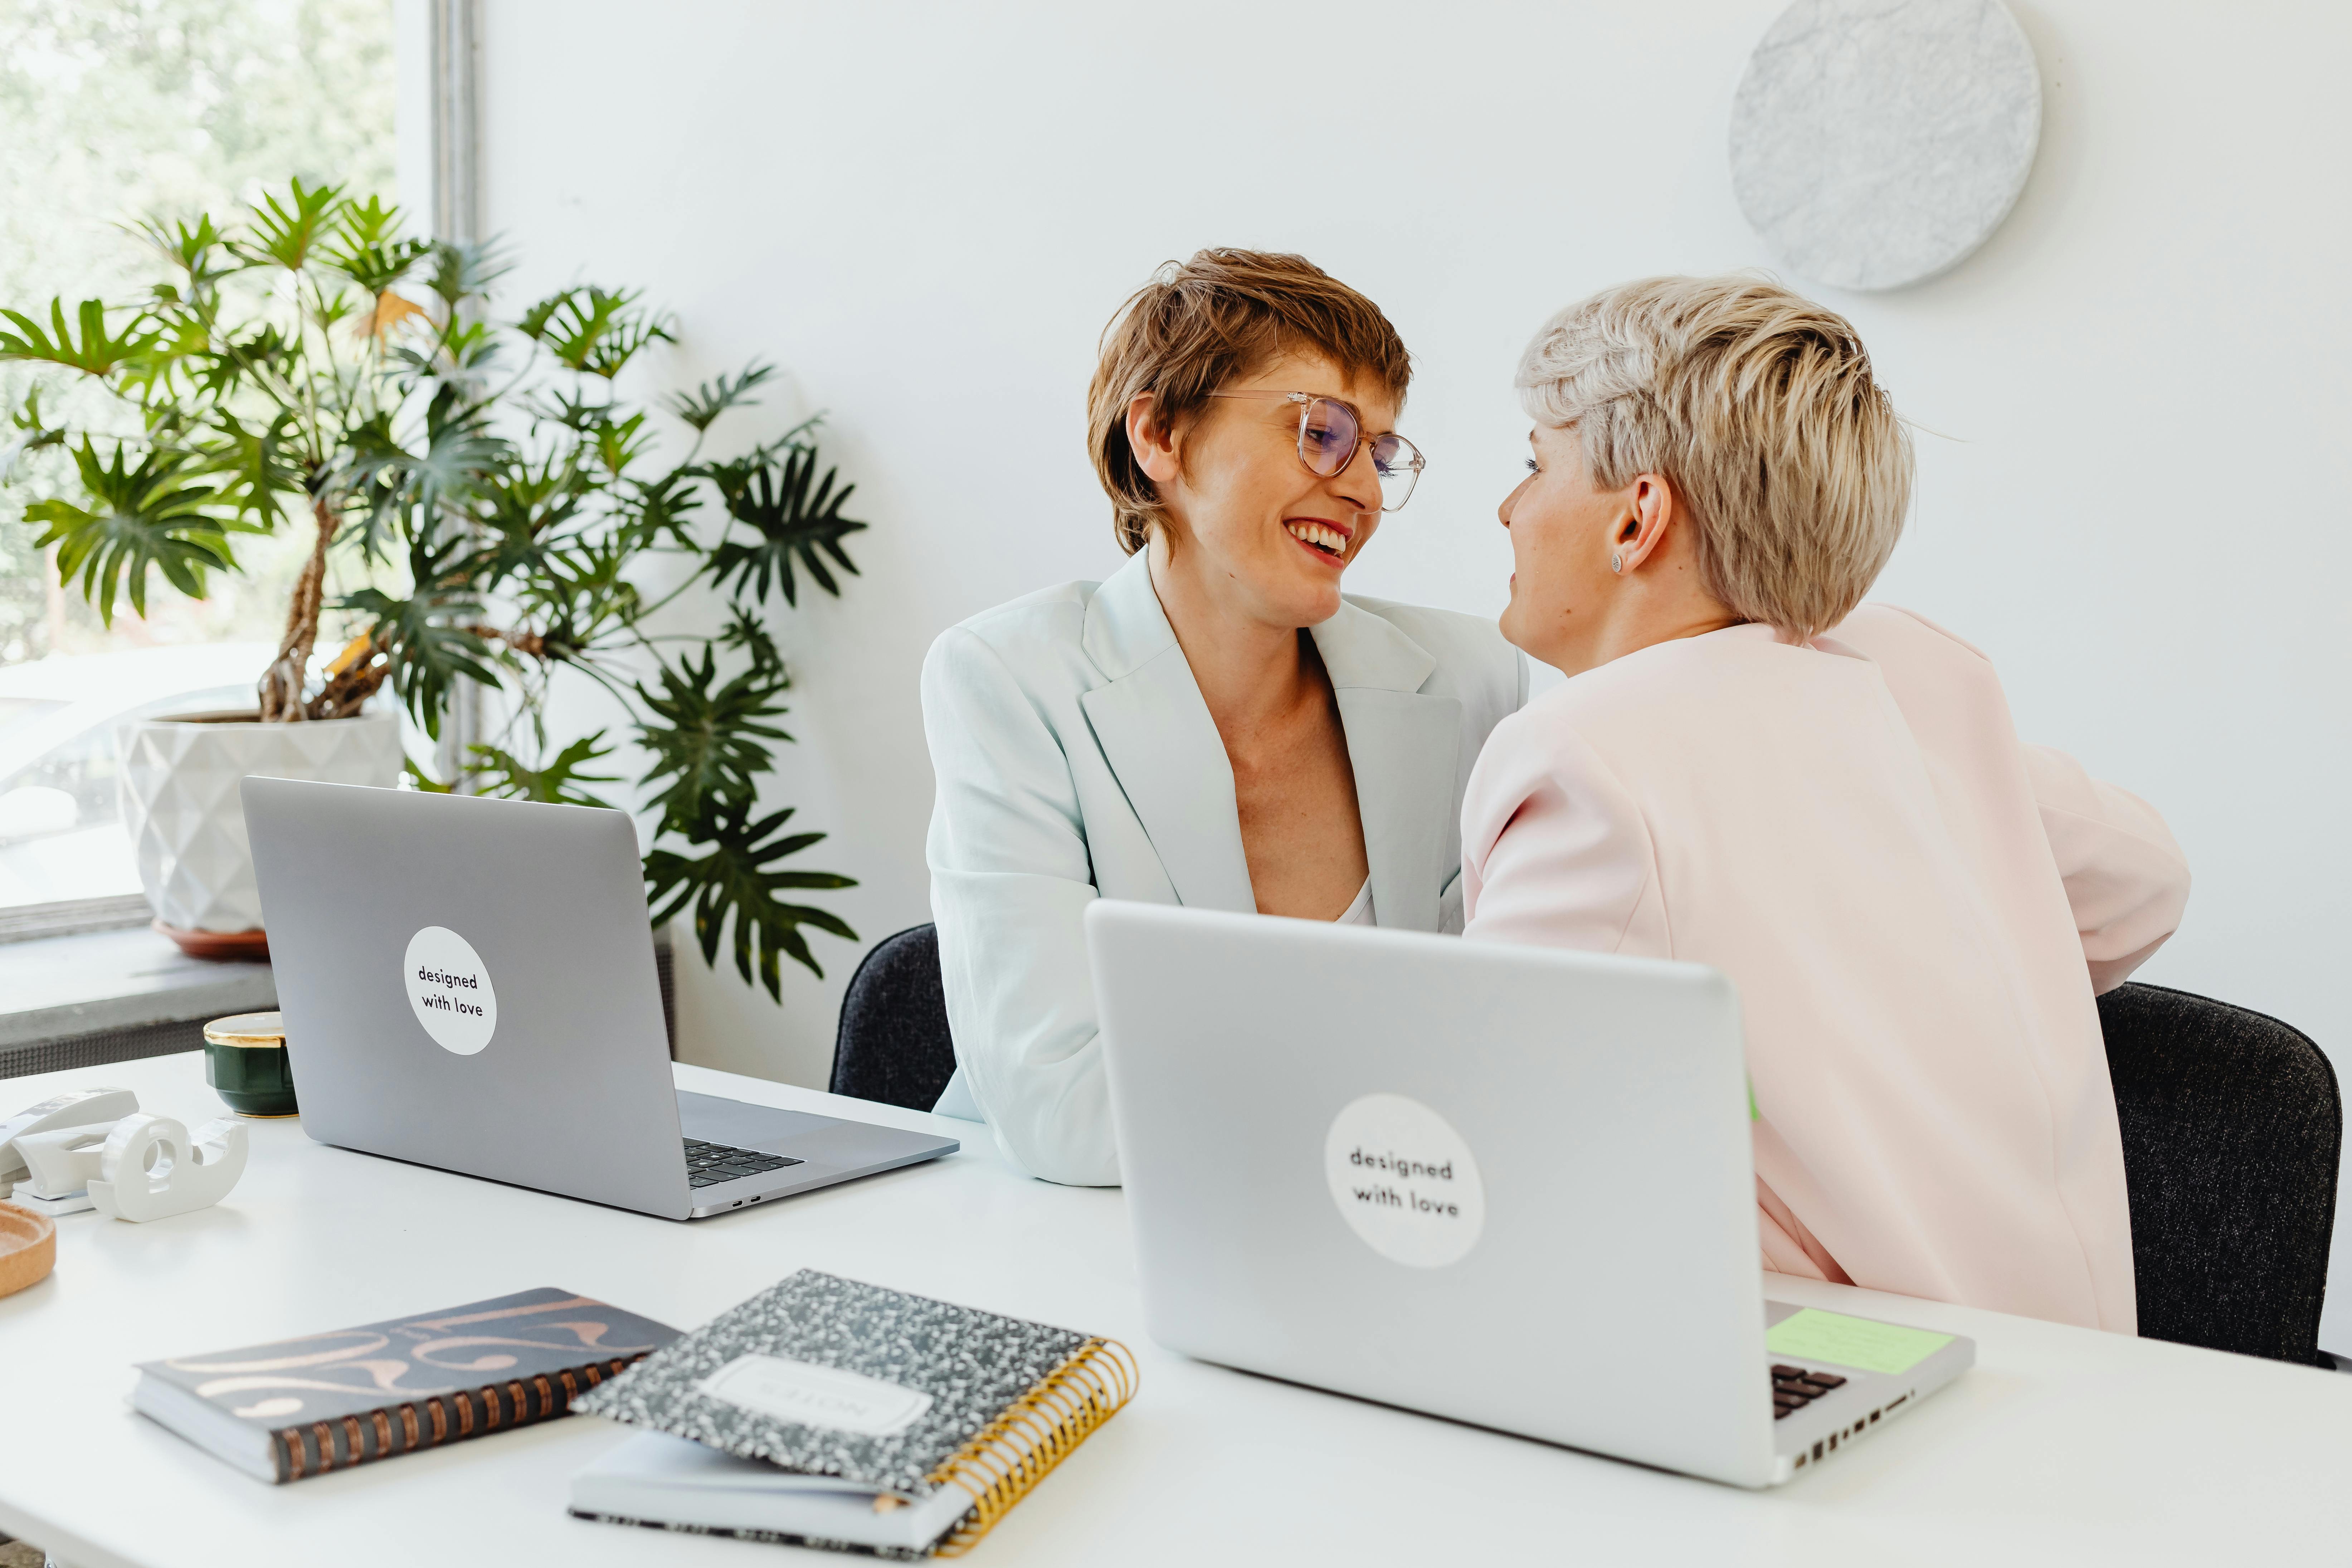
[1, 180, 864, 994]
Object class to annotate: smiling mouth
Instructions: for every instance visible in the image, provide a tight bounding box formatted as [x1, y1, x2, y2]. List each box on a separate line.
[1284, 519, 1349, 560]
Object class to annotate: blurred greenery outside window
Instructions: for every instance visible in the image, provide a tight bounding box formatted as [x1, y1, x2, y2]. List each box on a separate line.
[0, 0, 396, 910]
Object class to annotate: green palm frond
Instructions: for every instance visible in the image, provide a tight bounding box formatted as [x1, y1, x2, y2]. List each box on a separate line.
[715, 601, 785, 678]
[592, 410, 653, 478]
[523, 531, 643, 661]
[469, 735, 619, 809]
[0, 299, 160, 378]
[635, 646, 792, 835]
[645, 804, 856, 994]
[116, 312, 223, 403]
[423, 237, 508, 310]
[238, 177, 345, 272]
[464, 450, 591, 590]
[342, 584, 498, 740]
[189, 320, 298, 402]
[23, 440, 242, 622]
[1, 390, 68, 481]
[518, 286, 674, 380]
[340, 390, 512, 558]
[325, 195, 432, 295]
[705, 444, 865, 605]
[619, 467, 703, 551]
[199, 409, 307, 527]
[132, 215, 237, 302]
[531, 387, 617, 432]
[667, 363, 775, 433]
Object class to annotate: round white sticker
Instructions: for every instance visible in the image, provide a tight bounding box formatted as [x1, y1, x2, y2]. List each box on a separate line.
[403, 926, 497, 1056]
[1323, 1092, 1486, 1268]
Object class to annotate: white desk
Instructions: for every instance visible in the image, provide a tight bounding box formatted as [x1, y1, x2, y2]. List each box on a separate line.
[3, 1052, 2349, 1567]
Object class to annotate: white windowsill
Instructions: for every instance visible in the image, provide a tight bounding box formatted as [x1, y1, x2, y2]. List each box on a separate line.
[0, 924, 275, 1050]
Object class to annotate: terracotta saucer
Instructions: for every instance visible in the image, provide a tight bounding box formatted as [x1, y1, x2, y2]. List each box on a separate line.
[0, 1203, 57, 1299]
[156, 921, 271, 961]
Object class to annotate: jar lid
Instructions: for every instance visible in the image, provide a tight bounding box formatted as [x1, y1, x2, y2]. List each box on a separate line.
[204, 1010, 285, 1047]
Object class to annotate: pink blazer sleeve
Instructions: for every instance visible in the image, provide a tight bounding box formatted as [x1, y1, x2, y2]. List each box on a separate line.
[2021, 744, 2191, 993]
[1459, 712, 1664, 955]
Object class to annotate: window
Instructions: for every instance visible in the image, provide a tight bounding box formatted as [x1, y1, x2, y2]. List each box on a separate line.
[0, 0, 397, 914]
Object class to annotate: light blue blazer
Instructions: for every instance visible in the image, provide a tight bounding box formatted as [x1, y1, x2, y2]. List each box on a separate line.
[921, 551, 1527, 1185]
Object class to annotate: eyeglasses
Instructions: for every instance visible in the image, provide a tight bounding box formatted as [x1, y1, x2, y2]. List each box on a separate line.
[1206, 390, 1425, 512]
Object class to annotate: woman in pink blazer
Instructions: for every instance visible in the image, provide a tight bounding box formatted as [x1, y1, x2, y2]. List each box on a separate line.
[1461, 277, 2189, 1333]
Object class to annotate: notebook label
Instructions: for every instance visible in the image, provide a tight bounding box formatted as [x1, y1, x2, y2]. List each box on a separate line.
[1323, 1093, 1486, 1268]
[403, 926, 498, 1056]
[698, 1354, 935, 1436]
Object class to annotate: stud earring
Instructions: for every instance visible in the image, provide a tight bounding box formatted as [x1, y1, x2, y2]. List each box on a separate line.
[1610, 551, 1623, 574]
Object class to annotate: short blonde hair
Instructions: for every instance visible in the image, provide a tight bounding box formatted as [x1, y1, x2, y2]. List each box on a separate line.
[1515, 274, 1911, 639]
[1089, 249, 1412, 555]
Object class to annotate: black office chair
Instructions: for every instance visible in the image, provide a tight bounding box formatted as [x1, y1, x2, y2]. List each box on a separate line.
[829, 924, 959, 1112]
[2099, 982, 2340, 1365]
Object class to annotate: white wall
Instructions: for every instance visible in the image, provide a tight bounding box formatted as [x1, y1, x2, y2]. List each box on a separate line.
[469, 3, 2352, 1331]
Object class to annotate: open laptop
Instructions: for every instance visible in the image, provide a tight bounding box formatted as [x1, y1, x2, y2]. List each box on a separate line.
[1085, 901, 1972, 1487]
[242, 778, 956, 1221]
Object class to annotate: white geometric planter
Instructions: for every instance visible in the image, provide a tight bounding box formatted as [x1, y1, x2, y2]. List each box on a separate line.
[117, 710, 404, 934]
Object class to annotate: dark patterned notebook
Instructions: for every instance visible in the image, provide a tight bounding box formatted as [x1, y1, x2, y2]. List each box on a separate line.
[570, 1270, 1136, 1558]
[132, 1287, 680, 1482]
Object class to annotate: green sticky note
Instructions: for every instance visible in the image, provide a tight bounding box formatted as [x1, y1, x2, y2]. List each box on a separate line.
[1765, 1309, 1953, 1375]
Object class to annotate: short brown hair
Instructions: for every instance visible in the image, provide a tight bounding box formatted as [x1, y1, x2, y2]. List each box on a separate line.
[1088, 249, 1412, 555]
[1515, 274, 1912, 639]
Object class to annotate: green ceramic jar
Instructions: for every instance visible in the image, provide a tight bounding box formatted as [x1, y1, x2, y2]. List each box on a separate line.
[203, 1011, 299, 1117]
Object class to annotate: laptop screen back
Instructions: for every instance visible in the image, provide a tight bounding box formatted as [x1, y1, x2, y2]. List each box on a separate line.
[243, 778, 691, 1220]
[1087, 900, 1777, 1487]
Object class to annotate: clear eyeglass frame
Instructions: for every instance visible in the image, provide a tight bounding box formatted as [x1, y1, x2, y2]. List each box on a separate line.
[1205, 390, 1425, 512]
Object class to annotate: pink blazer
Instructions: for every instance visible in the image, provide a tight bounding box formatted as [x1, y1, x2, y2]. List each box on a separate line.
[1460, 605, 2190, 1332]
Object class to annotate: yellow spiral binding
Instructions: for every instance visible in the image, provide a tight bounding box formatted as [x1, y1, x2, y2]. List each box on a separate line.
[928, 1336, 1139, 1556]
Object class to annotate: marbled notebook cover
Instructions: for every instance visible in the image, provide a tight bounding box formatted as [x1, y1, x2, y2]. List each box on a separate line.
[573, 1270, 1089, 1497]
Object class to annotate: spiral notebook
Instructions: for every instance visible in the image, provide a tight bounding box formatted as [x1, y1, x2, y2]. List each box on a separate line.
[131, 1287, 681, 1482]
[569, 1270, 1136, 1558]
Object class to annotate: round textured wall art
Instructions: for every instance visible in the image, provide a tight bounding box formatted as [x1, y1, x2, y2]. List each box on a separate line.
[1729, 0, 2041, 291]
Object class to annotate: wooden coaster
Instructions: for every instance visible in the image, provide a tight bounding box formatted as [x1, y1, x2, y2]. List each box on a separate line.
[0, 1203, 57, 1299]
[155, 921, 271, 961]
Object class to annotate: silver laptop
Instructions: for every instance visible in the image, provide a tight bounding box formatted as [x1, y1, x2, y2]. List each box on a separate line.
[242, 778, 956, 1221]
[1086, 901, 1972, 1487]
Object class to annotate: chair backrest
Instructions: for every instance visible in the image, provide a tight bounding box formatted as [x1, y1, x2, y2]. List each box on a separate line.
[829, 924, 958, 1112]
[2099, 982, 2340, 1364]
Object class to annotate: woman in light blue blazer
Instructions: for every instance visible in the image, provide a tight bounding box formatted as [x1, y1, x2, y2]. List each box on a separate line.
[922, 250, 1525, 1185]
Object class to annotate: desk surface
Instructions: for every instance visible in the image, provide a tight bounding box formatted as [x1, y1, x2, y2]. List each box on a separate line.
[4, 1053, 2349, 1568]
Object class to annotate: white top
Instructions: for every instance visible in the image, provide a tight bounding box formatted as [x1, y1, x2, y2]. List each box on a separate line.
[1335, 877, 1374, 925]
[4, 1052, 2349, 1568]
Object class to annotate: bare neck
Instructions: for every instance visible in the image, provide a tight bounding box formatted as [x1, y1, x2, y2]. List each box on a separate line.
[1146, 537, 1323, 734]
[1550, 526, 1746, 677]
[1563, 596, 1748, 677]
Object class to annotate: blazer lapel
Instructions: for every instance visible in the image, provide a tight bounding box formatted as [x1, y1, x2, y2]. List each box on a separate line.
[1077, 563, 1462, 926]
[1079, 557, 1257, 913]
[1314, 605, 1462, 933]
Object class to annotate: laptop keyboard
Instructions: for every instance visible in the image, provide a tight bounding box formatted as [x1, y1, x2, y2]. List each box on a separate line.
[685, 1138, 805, 1189]
[1770, 1363, 1848, 1419]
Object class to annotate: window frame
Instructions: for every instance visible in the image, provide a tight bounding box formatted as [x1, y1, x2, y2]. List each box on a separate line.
[1, 2, 471, 945]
